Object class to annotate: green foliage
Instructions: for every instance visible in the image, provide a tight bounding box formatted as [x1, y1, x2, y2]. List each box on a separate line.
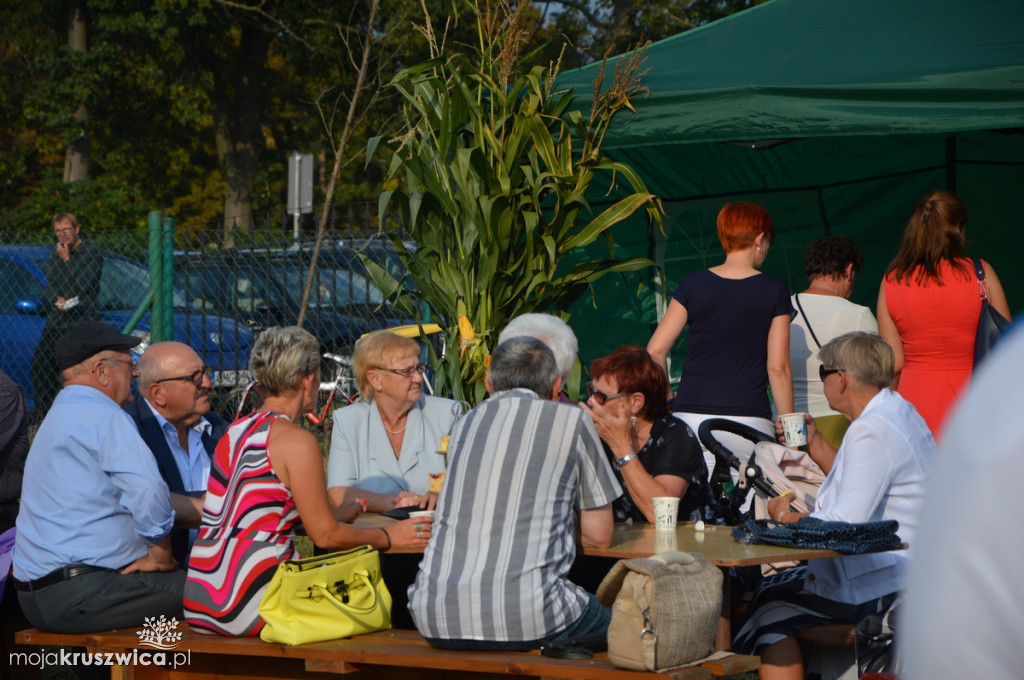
[365, 1, 662, 405]
[0, 171, 147, 234]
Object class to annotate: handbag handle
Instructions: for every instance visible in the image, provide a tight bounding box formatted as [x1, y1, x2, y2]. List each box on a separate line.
[794, 294, 822, 349]
[974, 258, 989, 302]
[312, 571, 381, 614]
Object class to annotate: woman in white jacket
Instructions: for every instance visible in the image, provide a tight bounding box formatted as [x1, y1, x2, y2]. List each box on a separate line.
[732, 332, 935, 680]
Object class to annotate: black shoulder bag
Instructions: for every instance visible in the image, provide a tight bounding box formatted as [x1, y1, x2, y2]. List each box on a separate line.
[972, 258, 1012, 367]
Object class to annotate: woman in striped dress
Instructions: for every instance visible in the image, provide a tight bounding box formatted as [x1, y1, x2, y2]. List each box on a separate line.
[183, 326, 430, 636]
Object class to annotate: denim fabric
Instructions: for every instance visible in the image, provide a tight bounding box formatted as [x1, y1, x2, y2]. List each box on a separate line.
[424, 593, 611, 652]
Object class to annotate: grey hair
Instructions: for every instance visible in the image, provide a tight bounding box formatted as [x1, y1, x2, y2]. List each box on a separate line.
[497, 313, 578, 381]
[489, 336, 559, 398]
[819, 331, 894, 389]
[248, 326, 320, 396]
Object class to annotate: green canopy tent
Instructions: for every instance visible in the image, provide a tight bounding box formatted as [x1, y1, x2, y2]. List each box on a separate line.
[556, 0, 1024, 374]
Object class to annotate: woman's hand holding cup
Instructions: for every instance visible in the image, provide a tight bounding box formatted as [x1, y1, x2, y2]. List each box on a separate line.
[390, 516, 433, 547]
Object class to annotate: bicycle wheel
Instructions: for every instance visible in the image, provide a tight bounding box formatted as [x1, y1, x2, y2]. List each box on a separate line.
[220, 384, 264, 422]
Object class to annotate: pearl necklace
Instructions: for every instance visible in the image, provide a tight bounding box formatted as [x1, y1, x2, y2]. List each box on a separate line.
[383, 423, 406, 435]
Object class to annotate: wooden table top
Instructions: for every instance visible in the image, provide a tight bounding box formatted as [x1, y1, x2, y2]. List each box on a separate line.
[357, 514, 845, 567]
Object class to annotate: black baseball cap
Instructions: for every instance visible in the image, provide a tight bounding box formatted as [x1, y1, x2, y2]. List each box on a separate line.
[54, 321, 142, 371]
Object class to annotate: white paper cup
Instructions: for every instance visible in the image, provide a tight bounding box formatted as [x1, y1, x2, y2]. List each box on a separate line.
[409, 510, 435, 520]
[780, 413, 808, 447]
[652, 496, 680, 530]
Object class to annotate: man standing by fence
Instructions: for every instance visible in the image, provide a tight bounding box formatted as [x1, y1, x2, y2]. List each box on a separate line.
[29, 212, 102, 415]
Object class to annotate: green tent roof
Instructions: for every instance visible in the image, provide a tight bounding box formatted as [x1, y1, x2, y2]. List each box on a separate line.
[557, 0, 1024, 370]
[558, 0, 1024, 147]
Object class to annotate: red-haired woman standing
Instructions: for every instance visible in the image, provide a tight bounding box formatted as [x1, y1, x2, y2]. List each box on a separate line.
[877, 190, 1010, 442]
[648, 202, 794, 475]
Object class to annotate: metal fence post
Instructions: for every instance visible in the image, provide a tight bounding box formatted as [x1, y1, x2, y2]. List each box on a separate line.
[161, 217, 175, 342]
[147, 210, 168, 342]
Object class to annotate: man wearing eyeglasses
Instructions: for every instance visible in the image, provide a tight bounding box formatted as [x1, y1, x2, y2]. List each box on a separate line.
[12, 322, 186, 636]
[125, 342, 229, 564]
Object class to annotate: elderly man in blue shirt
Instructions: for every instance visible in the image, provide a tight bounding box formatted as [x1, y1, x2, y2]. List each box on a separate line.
[125, 341, 228, 565]
[12, 322, 193, 634]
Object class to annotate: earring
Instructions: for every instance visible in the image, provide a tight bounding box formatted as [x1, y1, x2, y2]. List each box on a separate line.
[630, 415, 637, 432]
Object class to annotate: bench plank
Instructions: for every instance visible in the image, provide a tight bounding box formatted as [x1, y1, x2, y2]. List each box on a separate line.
[16, 627, 756, 680]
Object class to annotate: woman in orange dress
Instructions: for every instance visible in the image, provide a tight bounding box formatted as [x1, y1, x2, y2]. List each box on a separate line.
[877, 190, 1010, 442]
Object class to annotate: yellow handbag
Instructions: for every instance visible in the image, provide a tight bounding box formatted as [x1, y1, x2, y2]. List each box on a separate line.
[258, 544, 392, 645]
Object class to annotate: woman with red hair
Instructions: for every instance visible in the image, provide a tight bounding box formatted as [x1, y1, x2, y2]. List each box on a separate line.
[648, 202, 794, 476]
[582, 346, 719, 524]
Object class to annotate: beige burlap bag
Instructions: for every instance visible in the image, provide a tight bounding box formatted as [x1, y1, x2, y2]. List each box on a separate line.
[596, 551, 722, 671]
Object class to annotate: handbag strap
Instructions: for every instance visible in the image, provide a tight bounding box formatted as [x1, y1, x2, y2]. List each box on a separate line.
[973, 258, 989, 302]
[794, 294, 822, 349]
[316, 571, 381, 613]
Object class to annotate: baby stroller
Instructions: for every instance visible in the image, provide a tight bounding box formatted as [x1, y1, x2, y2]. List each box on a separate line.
[696, 418, 824, 526]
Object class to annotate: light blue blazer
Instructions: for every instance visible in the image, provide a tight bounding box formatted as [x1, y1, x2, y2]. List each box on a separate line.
[327, 395, 457, 496]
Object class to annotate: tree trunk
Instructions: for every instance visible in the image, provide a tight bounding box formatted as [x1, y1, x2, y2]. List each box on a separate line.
[212, 23, 270, 247]
[63, 0, 90, 183]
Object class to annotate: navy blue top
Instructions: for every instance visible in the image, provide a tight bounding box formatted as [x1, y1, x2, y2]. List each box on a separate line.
[669, 270, 793, 420]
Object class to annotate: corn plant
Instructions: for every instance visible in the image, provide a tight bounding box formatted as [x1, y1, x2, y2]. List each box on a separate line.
[364, 0, 662, 405]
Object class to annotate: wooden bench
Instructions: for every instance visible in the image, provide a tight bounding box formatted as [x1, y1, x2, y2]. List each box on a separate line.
[15, 626, 759, 680]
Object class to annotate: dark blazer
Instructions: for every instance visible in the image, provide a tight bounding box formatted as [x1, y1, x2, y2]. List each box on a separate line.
[123, 398, 228, 564]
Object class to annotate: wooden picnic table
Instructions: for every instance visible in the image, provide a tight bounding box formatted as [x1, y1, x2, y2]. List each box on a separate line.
[357, 513, 851, 651]
[357, 513, 845, 566]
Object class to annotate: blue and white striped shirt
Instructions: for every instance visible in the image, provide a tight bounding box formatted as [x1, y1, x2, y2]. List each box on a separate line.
[409, 388, 621, 642]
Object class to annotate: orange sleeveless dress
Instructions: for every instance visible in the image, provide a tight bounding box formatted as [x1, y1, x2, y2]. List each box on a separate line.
[883, 259, 982, 441]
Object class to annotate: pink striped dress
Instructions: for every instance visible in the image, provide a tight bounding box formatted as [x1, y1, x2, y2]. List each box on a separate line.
[183, 412, 300, 636]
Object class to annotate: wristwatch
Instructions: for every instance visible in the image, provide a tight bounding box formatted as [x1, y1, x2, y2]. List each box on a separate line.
[616, 452, 639, 468]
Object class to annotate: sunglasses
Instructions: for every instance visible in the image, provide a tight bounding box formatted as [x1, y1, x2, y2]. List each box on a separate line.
[818, 365, 842, 382]
[586, 382, 628, 406]
[156, 365, 213, 387]
[374, 362, 427, 378]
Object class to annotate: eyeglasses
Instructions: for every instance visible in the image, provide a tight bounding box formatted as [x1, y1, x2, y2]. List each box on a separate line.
[156, 366, 213, 387]
[818, 365, 842, 382]
[586, 382, 628, 406]
[374, 362, 427, 378]
[98, 357, 138, 371]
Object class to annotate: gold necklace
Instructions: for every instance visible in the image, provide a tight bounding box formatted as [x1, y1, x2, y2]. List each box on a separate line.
[807, 285, 842, 296]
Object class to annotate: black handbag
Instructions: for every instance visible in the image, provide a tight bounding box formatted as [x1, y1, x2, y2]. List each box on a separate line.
[972, 258, 1012, 367]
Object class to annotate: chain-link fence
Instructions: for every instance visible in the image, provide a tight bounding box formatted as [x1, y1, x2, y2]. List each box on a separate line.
[0, 207, 411, 418]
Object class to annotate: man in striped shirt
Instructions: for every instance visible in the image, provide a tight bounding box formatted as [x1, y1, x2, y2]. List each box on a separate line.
[409, 335, 621, 650]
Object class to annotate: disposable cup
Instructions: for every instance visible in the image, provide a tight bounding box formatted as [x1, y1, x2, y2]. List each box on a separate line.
[780, 412, 808, 447]
[652, 496, 680, 530]
[409, 510, 435, 520]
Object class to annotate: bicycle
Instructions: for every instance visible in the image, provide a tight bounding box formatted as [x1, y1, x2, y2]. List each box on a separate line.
[219, 351, 360, 427]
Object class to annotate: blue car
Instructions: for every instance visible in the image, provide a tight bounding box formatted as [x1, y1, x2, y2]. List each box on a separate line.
[0, 244, 254, 410]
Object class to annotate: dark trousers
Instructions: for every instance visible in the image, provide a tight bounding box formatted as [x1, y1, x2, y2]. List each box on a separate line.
[29, 322, 69, 414]
[17, 568, 186, 634]
[423, 594, 612, 651]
